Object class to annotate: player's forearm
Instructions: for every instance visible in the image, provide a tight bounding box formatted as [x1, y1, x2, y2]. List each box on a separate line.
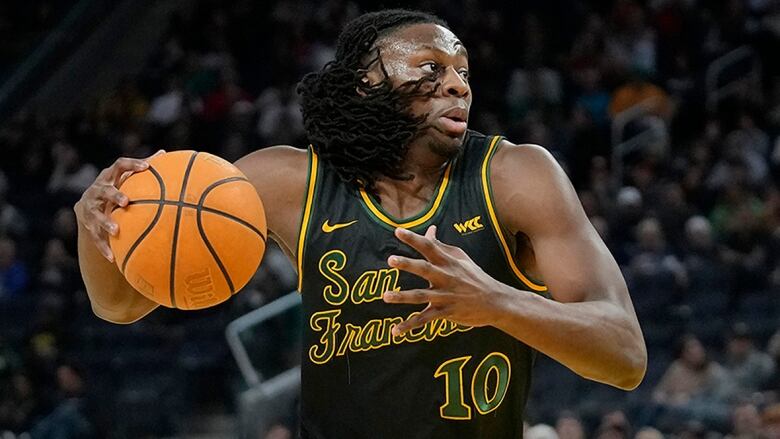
[490, 286, 646, 390]
[76, 205, 157, 324]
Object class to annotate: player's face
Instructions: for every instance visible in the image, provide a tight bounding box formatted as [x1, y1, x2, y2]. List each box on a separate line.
[370, 24, 472, 156]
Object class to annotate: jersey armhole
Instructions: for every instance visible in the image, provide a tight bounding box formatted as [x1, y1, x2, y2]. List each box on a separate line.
[296, 147, 319, 292]
[480, 136, 548, 293]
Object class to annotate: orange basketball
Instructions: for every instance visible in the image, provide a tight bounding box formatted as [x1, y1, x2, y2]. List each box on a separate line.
[109, 150, 266, 310]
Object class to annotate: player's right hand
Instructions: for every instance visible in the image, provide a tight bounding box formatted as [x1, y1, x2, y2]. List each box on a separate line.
[74, 150, 165, 262]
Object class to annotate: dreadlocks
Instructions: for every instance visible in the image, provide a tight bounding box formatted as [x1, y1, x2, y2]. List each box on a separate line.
[297, 9, 449, 192]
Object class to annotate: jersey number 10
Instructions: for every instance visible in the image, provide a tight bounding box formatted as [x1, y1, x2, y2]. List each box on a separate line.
[434, 352, 511, 420]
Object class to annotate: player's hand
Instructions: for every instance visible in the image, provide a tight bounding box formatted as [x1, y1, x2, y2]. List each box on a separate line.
[383, 225, 505, 335]
[74, 150, 165, 262]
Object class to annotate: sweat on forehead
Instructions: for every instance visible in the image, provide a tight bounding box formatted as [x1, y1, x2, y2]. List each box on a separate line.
[374, 23, 464, 54]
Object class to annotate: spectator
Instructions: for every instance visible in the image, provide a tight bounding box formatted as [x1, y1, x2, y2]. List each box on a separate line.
[263, 422, 293, 439]
[0, 372, 38, 433]
[0, 237, 28, 298]
[605, 0, 657, 76]
[654, 182, 694, 249]
[674, 420, 708, 439]
[555, 411, 585, 439]
[633, 427, 663, 439]
[38, 238, 77, 292]
[51, 207, 78, 256]
[762, 404, 780, 439]
[46, 142, 99, 201]
[29, 363, 94, 439]
[255, 84, 305, 145]
[724, 323, 776, 396]
[626, 217, 687, 292]
[725, 401, 762, 439]
[572, 68, 610, 128]
[682, 216, 728, 295]
[200, 70, 251, 124]
[609, 186, 645, 253]
[653, 335, 730, 405]
[732, 113, 771, 158]
[527, 424, 559, 439]
[595, 410, 631, 439]
[647, 334, 734, 427]
[711, 181, 768, 292]
[708, 138, 769, 190]
[766, 330, 780, 394]
[505, 64, 563, 122]
[0, 171, 28, 239]
[146, 77, 185, 127]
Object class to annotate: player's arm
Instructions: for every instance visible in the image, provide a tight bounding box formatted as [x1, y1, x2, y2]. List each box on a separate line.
[76, 146, 307, 324]
[75, 154, 161, 324]
[487, 142, 646, 389]
[383, 141, 646, 390]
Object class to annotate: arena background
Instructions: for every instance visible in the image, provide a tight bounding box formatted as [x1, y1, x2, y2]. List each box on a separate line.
[0, 0, 778, 437]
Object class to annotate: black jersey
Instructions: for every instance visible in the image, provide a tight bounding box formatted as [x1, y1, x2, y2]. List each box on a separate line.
[296, 131, 548, 438]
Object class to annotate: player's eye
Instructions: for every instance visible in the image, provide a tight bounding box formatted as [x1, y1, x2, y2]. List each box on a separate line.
[458, 69, 470, 81]
[420, 62, 440, 74]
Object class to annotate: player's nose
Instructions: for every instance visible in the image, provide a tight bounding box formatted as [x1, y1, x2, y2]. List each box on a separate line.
[440, 66, 469, 98]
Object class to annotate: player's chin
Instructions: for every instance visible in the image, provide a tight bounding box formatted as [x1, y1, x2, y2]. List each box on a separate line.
[428, 126, 466, 158]
[435, 122, 467, 143]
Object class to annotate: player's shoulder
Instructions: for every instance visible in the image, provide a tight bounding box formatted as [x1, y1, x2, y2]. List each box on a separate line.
[235, 144, 308, 171]
[234, 144, 309, 202]
[235, 145, 308, 183]
[491, 139, 561, 183]
[234, 145, 311, 241]
[489, 138, 580, 230]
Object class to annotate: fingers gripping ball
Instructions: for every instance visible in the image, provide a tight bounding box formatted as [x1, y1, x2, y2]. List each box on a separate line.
[109, 151, 267, 310]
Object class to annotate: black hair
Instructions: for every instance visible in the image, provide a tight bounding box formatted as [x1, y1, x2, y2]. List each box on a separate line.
[297, 9, 449, 192]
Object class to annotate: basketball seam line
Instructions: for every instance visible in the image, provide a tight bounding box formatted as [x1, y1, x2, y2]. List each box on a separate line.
[120, 166, 166, 275]
[127, 180, 266, 241]
[127, 200, 266, 241]
[170, 152, 198, 308]
[194, 177, 250, 295]
[196, 211, 235, 295]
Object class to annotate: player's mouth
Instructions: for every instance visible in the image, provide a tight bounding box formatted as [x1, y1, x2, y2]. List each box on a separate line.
[438, 107, 468, 135]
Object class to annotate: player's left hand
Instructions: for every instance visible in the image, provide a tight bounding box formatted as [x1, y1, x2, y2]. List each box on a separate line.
[383, 225, 506, 335]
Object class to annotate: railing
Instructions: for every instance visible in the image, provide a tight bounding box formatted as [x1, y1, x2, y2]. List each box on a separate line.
[226, 291, 303, 438]
[225, 291, 302, 387]
[705, 45, 761, 113]
[236, 366, 301, 438]
[610, 96, 669, 189]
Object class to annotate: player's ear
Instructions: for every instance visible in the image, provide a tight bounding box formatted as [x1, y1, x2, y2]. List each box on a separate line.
[356, 49, 385, 96]
[356, 69, 383, 96]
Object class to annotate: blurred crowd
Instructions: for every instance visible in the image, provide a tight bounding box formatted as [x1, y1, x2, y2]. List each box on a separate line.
[0, 0, 779, 437]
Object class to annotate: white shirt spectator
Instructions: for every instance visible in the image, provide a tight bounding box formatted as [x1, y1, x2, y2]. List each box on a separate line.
[147, 88, 184, 126]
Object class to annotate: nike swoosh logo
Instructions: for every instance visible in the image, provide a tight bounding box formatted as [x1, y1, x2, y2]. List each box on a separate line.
[322, 219, 358, 233]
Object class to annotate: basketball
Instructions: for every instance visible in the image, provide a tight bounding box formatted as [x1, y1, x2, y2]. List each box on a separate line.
[109, 150, 267, 310]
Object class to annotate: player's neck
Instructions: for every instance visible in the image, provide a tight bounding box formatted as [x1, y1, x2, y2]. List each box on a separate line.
[372, 142, 449, 217]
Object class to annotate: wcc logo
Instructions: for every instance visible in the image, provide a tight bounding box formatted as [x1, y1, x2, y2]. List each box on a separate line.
[453, 215, 484, 235]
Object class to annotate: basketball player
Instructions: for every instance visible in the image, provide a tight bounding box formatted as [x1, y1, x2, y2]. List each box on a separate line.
[75, 10, 646, 438]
